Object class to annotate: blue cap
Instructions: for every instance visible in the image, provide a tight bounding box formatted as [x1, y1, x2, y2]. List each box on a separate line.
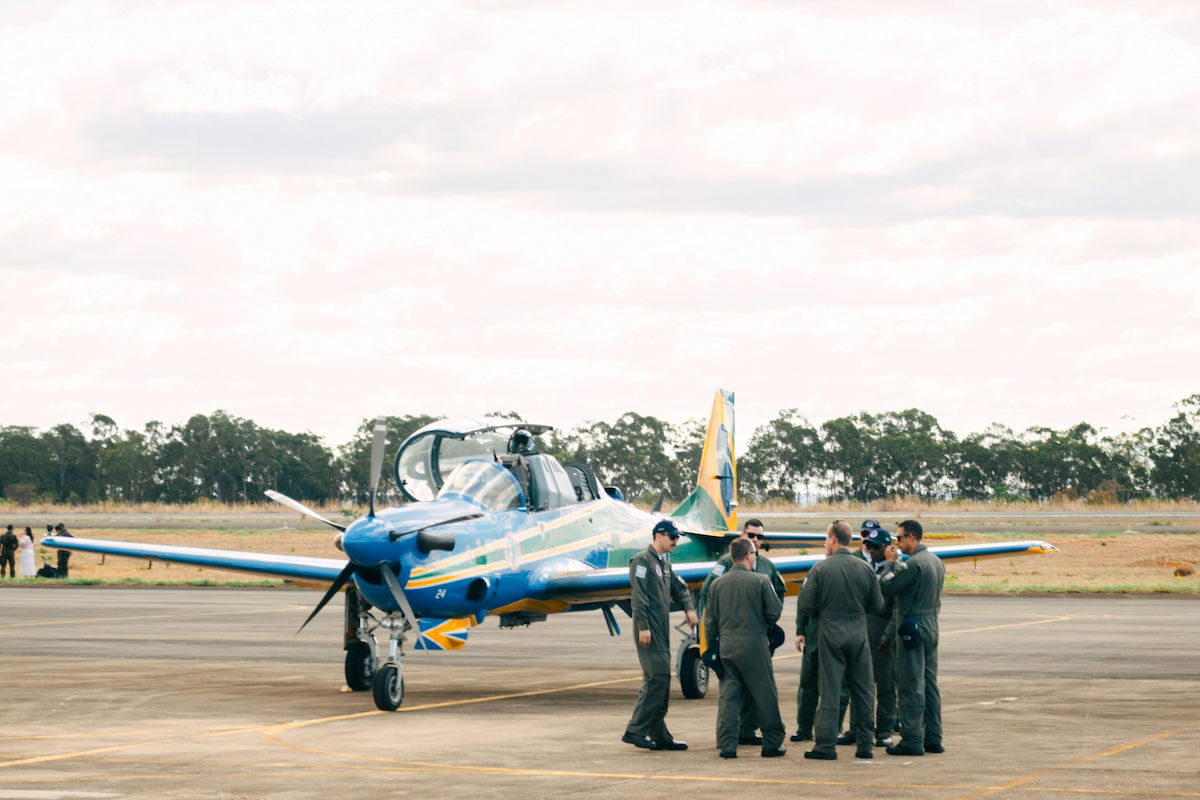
[862, 523, 892, 548]
[652, 520, 681, 537]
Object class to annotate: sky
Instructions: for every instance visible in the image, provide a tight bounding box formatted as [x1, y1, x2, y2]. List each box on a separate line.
[2, 0, 1198, 449]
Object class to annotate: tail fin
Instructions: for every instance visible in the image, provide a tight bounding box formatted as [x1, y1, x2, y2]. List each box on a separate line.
[671, 390, 737, 532]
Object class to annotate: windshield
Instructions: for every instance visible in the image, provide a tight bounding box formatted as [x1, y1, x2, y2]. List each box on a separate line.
[437, 459, 525, 511]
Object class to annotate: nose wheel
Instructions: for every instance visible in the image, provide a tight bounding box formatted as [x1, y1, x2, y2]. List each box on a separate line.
[372, 663, 405, 710]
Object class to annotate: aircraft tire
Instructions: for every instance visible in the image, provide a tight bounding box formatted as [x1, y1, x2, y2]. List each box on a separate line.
[678, 646, 709, 699]
[345, 641, 375, 692]
[372, 663, 404, 711]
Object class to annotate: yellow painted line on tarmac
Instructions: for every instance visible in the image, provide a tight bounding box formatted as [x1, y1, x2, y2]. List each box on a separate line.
[258, 673, 647, 745]
[0, 724, 273, 769]
[0, 605, 307, 629]
[948, 721, 1200, 800]
[943, 615, 1071, 636]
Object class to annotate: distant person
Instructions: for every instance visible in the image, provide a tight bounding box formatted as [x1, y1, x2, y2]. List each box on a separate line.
[881, 519, 946, 756]
[704, 537, 787, 759]
[798, 520, 884, 760]
[0, 524, 17, 577]
[622, 519, 698, 752]
[699, 518, 786, 747]
[53, 522, 73, 577]
[18, 526, 36, 578]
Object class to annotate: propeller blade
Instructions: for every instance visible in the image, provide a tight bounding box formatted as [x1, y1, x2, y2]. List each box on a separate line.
[297, 562, 356, 633]
[368, 417, 388, 517]
[379, 561, 418, 626]
[387, 513, 482, 542]
[266, 490, 346, 532]
[651, 490, 667, 513]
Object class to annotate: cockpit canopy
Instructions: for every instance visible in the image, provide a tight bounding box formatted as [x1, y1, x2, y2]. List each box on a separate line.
[394, 418, 553, 503]
[394, 417, 603, 512]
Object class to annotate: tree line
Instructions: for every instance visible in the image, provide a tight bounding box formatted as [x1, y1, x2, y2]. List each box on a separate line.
[1, 396, 1198, 506]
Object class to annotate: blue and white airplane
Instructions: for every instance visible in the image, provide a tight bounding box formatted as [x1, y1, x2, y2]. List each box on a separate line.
[45, 391, 1056, 711]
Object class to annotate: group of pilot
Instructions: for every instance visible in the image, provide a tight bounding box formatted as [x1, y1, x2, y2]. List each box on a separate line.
[622, 516, 944, 761]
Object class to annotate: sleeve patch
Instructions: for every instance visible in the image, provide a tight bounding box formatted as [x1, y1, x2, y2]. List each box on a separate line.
[710, 564, 726, 577]
[635, 564, 648, 579]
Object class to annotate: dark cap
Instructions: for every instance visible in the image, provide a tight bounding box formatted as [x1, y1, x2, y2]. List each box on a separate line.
[54, 523, 64, 531]
[652, 519, 681, 538]
[863, 526, 892, 548]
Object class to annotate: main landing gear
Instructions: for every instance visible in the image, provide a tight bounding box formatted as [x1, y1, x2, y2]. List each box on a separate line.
[344, 586, 411, 711]
[675, 622, 709, 700]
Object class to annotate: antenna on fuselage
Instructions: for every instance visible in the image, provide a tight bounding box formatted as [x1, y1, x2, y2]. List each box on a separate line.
[368, 417, 387, 518]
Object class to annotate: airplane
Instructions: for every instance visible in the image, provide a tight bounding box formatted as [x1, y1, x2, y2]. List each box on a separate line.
[45, 391, 1057, 711]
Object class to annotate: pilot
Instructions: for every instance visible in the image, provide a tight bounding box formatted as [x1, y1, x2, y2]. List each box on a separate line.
[622, 519, 698, 752]
[798, 520, 884, 761]
[699, 519, 785, 746]
[507, 429, 537, 456]
[704, 537, 786, 759]
[881, 519, 946, 756]
[861, 523, 900, 747]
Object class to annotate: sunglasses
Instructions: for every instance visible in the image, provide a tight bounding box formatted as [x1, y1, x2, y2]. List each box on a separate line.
[666, 533, 680, 540]
[747, 533, 764, 540]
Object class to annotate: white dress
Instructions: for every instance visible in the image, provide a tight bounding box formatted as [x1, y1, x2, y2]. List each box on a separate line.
[18, 534, 35, 577]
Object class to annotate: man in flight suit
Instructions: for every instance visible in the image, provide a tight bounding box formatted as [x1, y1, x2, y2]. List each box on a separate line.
[799, 520, 884, 760]
[704, 537, 786, 758]
[699, 518, 786, 745]
[623, 519, 699, 752]
[861, 523, 900, 746]
[882, 519, 946, 756]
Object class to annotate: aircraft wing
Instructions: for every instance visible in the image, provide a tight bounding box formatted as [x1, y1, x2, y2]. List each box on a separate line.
[540, 539, 1057, 604]
[42, 536, 346, 583]
[680, 529, 831, 546]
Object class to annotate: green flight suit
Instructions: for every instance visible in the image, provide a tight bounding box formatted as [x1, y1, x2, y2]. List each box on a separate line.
[626, 544, 695, 746]
[703, 563, 785, 755]
[794, 592, 849, 739]
[871, 559, 900, 738]
[700, 549, 786, 740]
[799, 548, 885, 755]
[880, 543, 945, 751]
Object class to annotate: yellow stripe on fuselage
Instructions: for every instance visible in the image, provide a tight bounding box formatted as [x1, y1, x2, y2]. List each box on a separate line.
[404, 502, 616, 590]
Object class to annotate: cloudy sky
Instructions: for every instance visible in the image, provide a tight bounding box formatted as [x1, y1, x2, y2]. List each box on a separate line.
[2, 0, 1198, 448]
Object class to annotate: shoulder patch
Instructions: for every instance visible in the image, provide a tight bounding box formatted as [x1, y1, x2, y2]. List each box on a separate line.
[711, 564, 727, 577]
[635, 564, 648, 579]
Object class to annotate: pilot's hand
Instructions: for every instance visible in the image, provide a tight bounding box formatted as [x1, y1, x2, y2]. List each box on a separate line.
[638, 629, 652, 647]
[878, 640, 890, 653]
[884, 544, 899, 562]
[795, 634, 806, 652]
[684, 610, 699, 628]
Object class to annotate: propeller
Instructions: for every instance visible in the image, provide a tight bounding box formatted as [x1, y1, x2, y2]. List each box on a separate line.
[368, 417, 387, 517]
[289, 416, 420, 633]
[297, 562, 356, 633]
[265, 489, 345, 532]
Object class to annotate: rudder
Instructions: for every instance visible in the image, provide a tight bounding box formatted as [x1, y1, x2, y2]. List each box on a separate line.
[671, 390, 737, 532]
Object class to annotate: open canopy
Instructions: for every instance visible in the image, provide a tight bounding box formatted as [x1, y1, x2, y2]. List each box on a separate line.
[393, 418, 553, 502]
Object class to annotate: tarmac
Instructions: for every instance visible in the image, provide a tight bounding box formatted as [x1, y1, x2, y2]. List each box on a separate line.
[0, 588, 1197, 799]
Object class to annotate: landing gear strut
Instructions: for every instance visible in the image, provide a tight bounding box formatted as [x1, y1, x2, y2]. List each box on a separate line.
[343, 587, 377, 691]
[371, 610, 410, 711]
[343, 585, 411, 709]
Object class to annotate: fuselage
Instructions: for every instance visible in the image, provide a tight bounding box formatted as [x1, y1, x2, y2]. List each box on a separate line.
[342, 494, 723, 620]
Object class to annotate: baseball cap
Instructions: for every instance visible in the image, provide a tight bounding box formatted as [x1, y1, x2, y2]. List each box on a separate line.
[652, 519, 681, 538]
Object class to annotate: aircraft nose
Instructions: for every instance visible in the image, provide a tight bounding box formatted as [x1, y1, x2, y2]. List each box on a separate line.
[341, 517, 393, 566]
